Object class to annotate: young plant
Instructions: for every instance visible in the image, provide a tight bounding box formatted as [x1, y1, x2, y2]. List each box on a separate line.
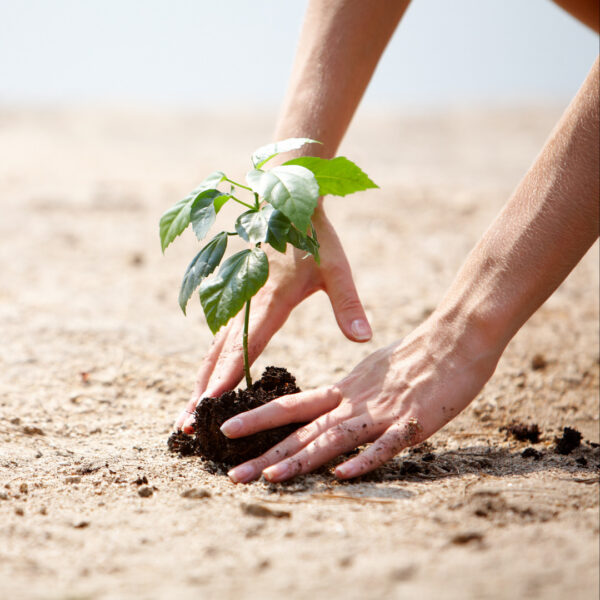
[159, 138, 377, 388]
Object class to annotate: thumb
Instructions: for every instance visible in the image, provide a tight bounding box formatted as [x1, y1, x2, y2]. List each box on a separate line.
[323, 259, 372, 343]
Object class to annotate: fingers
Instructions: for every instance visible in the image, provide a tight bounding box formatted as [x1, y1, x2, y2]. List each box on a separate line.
[334, 417, 425, 480]
[220, 385, 342, 438]
[261, 416, 379, 483]
[229, 415, 378, 484]
[227, 409, 344, 483]
[321, 245, 371, 343]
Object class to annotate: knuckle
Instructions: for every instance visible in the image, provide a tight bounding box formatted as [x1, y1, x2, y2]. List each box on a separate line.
[322, 425, 349, 450]
[322, 384, 343, 405]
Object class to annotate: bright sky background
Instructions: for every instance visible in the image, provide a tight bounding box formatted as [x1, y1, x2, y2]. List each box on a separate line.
[1, 0, 597, 109]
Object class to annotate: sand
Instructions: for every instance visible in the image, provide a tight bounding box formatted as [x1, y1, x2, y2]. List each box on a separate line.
[0, 105, 598, 600]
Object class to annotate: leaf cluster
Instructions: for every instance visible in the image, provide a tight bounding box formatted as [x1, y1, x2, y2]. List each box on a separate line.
[159, 138, 377, 335]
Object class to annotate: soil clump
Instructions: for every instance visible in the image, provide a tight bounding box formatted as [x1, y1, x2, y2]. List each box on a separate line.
[168, 367, 302, 465]
[500, 421, 541, 443]
[554, 426, 583, 455]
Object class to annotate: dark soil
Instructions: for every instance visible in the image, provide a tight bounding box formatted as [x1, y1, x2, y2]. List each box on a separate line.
[500, 421, 541, 443]
[554, 427, 583, 455]
[168, 367, 303, 465]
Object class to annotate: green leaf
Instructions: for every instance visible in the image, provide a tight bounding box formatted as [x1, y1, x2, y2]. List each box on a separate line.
[251, 138, 321, 169]
[214, 194, 230, 213]
[159, 171, 226, 252]
[263, 205, 291, 253]
[235, 210, 268, 244]
[246, 165, 319, 233]
[159, 196, 194, 253]
[196, 170, 226, 190]
[190, 189, 223, 241]
[199, 248, 269, 334]
[178, 232, 228, 315]
[287, 227, 320, 263]
[235, 205, 291, 253]
[283, 156, 377, 197]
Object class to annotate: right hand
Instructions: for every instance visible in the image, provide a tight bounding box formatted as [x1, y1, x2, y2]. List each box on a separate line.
[175, 208, 372, 432]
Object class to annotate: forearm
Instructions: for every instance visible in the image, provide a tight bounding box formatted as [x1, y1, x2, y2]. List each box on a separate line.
[437, 57, 599, 358]
[274, 0, 409, 157]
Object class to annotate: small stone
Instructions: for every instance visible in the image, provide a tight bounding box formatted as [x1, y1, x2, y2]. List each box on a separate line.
[74, 521, 90, 529]
[0, 492, 8, 500]
[65, 476, 82, 484]
[19, 483, 28, 494]
[15, 507, 24, 516]
[531, 354, 547, 371]
[241, 502, 290, 519]
[10, 417, 21, 425]
[22, 425, 44, 436]
[138, 486, 153, 498]
[181, 488, 211, 499]
[133, 476, 149, 486]
[450, 531, 485, 545]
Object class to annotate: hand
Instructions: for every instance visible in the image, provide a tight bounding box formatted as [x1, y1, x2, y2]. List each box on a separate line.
[222, 315, 501, 483]
[175, 209, 372, 432]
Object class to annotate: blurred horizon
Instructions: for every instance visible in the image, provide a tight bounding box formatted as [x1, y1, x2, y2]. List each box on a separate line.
[1, 0, 598, 111]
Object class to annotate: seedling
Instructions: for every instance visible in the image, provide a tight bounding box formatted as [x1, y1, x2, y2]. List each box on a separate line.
[159, 138, 377, 388]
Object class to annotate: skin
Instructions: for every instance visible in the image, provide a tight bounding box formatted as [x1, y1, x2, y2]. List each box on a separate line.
[175, 0, 599, 484]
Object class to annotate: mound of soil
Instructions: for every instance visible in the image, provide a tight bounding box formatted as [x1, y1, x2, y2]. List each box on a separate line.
[168, 367, 303, 465]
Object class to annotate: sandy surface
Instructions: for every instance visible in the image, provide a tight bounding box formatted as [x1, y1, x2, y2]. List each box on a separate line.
[0, 105, 598, 600]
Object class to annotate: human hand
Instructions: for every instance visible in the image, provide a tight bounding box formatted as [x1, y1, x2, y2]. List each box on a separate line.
[175, 209, 372, 432]
[222, 315, 501, 483]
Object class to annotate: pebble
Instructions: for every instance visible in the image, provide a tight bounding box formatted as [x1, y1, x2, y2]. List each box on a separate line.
[138, 486, 154, 498]
[181, 488, 211, 499]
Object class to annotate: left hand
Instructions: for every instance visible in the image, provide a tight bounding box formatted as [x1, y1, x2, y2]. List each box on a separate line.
[222, 314, 501, 483]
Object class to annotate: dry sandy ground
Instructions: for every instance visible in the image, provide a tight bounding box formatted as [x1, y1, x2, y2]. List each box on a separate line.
[0, 105, 598, 600]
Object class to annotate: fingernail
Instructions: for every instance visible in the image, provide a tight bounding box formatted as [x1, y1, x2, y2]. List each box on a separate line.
[228, 464, 255, 484]
[350, 319, 372, 341]
[335, 463, 358, 479]
[263, 462, 291, 482]
[220, 417, 243, 438]
[182, 416, 195, 432]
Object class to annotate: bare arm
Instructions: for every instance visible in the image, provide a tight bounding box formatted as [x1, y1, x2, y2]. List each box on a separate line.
[224, 57, 599, 483]
[275, 0, 410, 155]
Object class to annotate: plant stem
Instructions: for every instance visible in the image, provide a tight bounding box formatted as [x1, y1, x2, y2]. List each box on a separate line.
[242, 298, 252, 388]
[225, 176, 253, 193]
[229, 195, 255, 210]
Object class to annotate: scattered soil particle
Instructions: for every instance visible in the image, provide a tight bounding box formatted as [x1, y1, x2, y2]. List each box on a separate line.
[133, 476, 148, 486]
[15, 507, 24, 516]
[0, 492, 8, 500]
[421, 452, 436, 462]
[74, 521, 90, 529]
[22, 425, 44, 436]
[399, 460, 423, 476]
[521, 447, 543, 460]
[65, 476, 82, 484]
[500, 421, 541, 443]
[181, 488, 211, 499]
[531, 353, 548, 370]
[77, 461, 105, 475]
[554, 427, 583, 455]
[168, 367, 302, 465]
[138, 486, 153, 498]
[19, 483, 28, 494]
[575, 456, 588, 467]
[241, 502, 291, 519]
[450, 531, 485, 545]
